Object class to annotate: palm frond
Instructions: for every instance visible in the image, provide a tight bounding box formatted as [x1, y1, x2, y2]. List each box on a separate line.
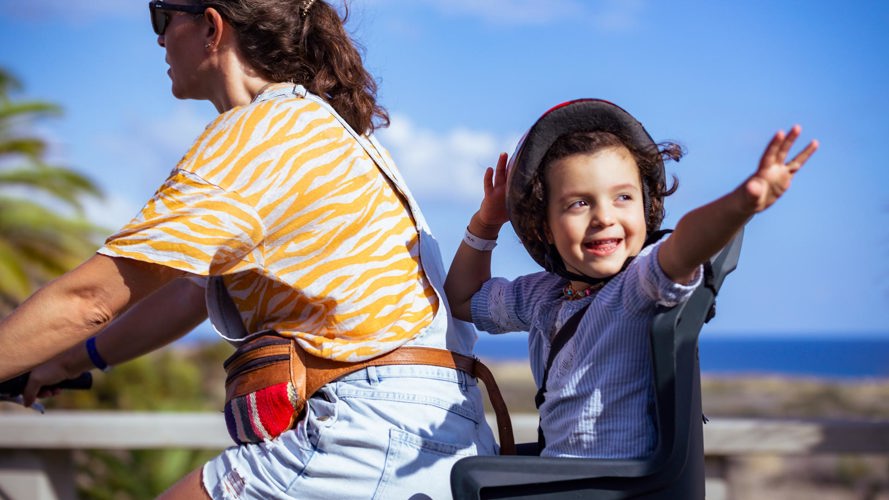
[0, 240, 31, 302]
[0, 69, 22, 100]
[0, 137, 48, 158]
[0, 100, 62, 120]
[0, 67, 108, 311]
[0, 164, 103, 211]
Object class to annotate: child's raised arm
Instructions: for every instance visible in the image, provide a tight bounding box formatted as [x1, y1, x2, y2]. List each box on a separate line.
[658, 125, 819, 284]
[445, 153, 510, 321]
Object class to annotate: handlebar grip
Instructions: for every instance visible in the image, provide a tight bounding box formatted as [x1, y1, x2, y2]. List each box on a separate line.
[51, 372, 93, 390]
[0, 372, 93, 396]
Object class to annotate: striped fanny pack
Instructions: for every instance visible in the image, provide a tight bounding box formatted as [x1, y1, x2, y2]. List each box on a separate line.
[223, 334, 301, 443]
[222, 332, 516, 454]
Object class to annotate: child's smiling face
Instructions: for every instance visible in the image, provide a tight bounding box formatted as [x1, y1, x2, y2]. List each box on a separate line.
[545, 145, 647, 287]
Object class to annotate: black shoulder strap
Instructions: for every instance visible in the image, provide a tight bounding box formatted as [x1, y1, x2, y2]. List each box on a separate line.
[533, 303, 591, 451]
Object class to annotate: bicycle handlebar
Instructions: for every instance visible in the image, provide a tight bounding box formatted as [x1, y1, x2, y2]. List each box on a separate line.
[0, 371, 93, 396]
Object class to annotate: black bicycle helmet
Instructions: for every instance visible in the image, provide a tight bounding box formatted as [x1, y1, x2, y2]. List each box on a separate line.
[505, 99, 668, 283]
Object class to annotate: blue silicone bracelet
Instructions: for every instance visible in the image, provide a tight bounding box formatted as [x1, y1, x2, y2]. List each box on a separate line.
[85, 336, 110, 372]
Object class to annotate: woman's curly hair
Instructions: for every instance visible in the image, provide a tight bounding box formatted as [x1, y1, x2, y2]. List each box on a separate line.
[511, 130, 682, 265]
[200, 0, 388, 133]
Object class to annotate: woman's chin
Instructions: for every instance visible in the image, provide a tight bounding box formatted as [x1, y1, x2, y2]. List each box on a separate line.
[169, 84, 189, 100]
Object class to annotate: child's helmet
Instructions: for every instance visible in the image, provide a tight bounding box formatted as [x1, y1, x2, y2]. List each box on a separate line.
[505, 99, 667, 280]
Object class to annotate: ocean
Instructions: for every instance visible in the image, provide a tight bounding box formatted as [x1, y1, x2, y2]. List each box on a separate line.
[183, 327, 889, 379]
[472, 334, 889, 379]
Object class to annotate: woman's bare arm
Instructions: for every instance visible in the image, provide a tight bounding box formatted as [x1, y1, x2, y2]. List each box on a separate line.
[21, 277, 208, 405]
[0, 253, 187, 381]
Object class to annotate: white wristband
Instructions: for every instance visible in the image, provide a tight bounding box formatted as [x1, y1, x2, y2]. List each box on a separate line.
[463, 228, 497, 251]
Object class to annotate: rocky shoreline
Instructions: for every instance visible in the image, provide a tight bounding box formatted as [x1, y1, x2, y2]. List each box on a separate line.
[484, 360, 889, 419]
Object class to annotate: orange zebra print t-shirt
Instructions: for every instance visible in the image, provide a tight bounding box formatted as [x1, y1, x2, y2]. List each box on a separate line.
[99, 89, 438, 361]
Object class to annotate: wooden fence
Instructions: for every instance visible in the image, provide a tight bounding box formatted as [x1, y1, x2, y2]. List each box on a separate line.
[0, 412, 887, 499]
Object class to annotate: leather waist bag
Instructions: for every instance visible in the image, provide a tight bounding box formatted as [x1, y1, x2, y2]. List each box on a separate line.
[223, 332, 516, 454]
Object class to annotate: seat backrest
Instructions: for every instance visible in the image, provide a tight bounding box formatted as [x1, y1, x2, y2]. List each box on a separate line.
[450, 231, 744, 500]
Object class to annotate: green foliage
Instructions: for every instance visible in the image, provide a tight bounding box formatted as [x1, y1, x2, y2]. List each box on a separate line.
[833, 456, 875, 487]
[50, 343, 229, 412]
[0, 66, 232, 498]
[0, 67, 105, 314]
[75, 449, 216, 500]
[47, 340, 233, 499]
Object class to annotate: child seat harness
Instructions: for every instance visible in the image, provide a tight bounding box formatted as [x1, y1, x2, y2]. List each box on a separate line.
[534, 303, 591, 450]
[534, 230, 706, 452]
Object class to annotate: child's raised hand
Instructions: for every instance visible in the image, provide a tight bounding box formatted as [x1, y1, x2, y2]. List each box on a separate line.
[477, 152, 510, 228]
[743, 125, 818, 213]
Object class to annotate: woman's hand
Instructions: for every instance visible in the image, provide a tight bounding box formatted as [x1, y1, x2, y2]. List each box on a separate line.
[742, 125, 818, 214]
[21, 356, 71, 407]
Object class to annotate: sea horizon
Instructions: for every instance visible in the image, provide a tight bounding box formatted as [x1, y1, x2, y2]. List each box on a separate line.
[179, 328, 889, 380]
[473, 332, 889, 380]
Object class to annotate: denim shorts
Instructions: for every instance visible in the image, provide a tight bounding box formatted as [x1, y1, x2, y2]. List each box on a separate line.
[202, 363, 498, 499]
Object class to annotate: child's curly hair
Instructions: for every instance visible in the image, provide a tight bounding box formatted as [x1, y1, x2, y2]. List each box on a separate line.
[511, 130, 683, 265]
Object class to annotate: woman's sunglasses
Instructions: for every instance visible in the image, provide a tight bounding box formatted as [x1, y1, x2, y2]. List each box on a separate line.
[148, 1, 207, 36]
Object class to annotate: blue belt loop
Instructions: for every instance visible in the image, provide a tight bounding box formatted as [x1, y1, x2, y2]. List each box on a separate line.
[365, 365, 380, 386]
[457, 366, 468, 391]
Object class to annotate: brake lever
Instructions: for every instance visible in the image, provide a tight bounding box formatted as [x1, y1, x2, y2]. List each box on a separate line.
[0, 395, 45, 413]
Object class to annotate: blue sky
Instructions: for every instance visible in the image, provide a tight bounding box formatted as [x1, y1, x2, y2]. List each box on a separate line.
[1, 1, 887, 338]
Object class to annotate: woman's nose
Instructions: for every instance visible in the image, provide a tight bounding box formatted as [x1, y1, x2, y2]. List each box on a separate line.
[157, 34, 165, 48]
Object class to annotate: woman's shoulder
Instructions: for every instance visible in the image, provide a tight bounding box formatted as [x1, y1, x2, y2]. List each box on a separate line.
[213, 95, 321, 132]
[177, 96, 341, 182]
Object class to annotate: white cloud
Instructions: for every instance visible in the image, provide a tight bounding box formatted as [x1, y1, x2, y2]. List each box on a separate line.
[74, 105, 512, 224]
[51, 103, 509, 224]
[82, 193, 142, 233]
[377, 112, 518, 201]
[0, 102, 210, 230]
[94, 103, 212, 192]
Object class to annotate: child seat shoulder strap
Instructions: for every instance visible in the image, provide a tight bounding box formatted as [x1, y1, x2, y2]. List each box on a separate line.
[533, 303, 591, 451]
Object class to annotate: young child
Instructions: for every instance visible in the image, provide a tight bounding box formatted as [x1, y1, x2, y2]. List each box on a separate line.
[444, 99, 818, 458]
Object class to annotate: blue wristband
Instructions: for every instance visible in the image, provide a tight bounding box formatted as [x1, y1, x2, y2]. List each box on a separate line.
[85, 336, 110, 372]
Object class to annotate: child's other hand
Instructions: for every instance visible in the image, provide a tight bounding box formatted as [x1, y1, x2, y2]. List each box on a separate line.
[743, 125, 818, 213]
[478, 152, 510, 228]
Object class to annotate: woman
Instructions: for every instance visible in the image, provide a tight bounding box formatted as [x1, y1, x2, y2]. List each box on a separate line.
[0, 0, 497, 497]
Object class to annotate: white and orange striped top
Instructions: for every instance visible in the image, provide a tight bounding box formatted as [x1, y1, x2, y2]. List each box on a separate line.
[99, 85, 438, 361]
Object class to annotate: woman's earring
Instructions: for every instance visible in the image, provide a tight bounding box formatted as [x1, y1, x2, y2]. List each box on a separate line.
[205, 43, 214, 51]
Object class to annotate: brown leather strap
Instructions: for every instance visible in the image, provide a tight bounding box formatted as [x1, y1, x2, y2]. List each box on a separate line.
[224, 337, 516, 455]
[303, 346, 516, 455]
[225, 358, 291, 402]
[225, 343, 290, 376]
